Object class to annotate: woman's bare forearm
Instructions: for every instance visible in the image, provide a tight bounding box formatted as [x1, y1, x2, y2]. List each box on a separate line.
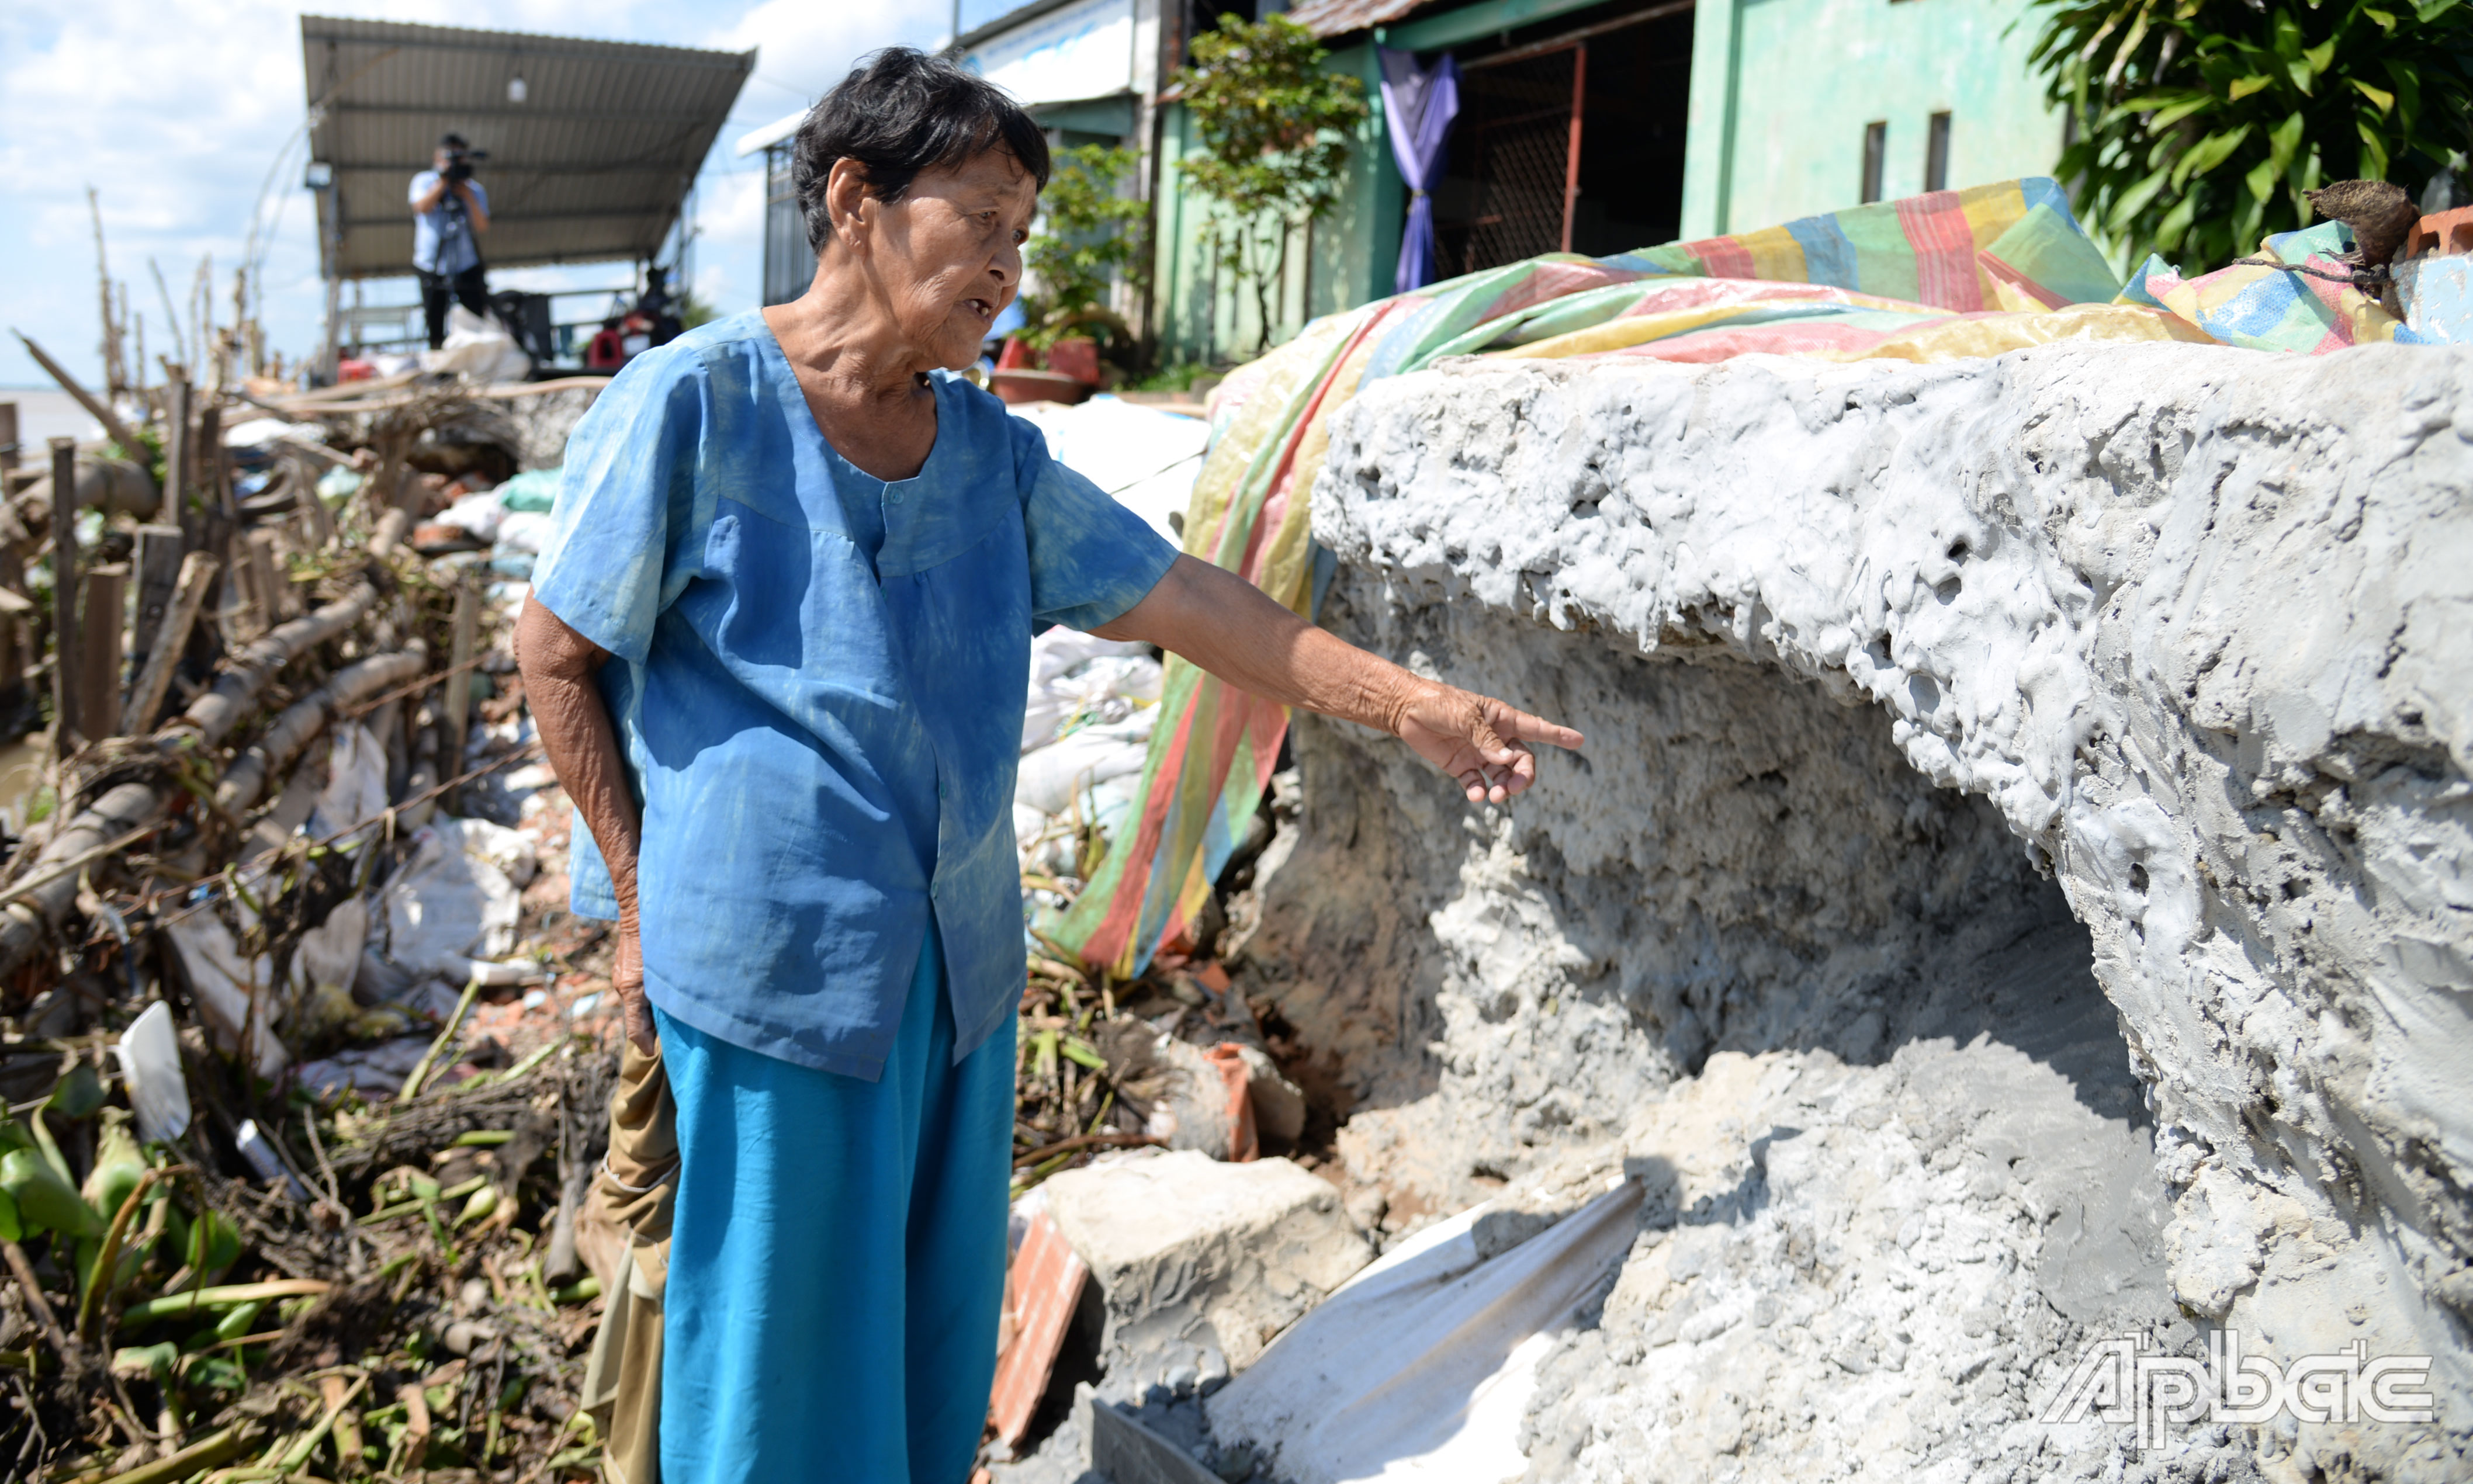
[514, 595, 640, 913]
[1093, 556, 1432, 733]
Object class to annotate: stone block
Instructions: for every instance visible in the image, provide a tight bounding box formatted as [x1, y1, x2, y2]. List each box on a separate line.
[1043, 1149, 1371, 1397]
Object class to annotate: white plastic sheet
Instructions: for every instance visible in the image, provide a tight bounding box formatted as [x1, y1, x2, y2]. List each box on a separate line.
[422, 304, 531, 383]
[165, 904, 289, 1078]
[115, 1001, 191, 1143]
[1207, 1178, 1646, 1484]
[307, 723, 389, 849]
[437, 490, 511, 542]
[1024, 637, 1161, 752]
[373, 816, 543, 985]
[1009, 396, 1210, 545]
[1014, 712, 1156, 819]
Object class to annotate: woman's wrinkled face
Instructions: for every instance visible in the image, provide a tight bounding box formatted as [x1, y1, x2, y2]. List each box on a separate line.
[858, 148, 1038, 369]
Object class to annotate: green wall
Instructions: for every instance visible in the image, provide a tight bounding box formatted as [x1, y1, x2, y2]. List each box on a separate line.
[1149, 41, 1401, 367]
[1681, 0, 2064, 238]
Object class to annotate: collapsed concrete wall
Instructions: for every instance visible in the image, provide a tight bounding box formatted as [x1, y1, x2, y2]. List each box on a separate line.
[1232, 341, 2471, 1479]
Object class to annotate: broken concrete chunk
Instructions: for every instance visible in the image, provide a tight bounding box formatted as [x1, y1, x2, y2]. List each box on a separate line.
[1042, 1150, 1371, 1396]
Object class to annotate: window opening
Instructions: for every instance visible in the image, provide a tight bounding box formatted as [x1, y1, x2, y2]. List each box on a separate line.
[1925, 110, 1952, 192]
[1861, 120, 1887, 204]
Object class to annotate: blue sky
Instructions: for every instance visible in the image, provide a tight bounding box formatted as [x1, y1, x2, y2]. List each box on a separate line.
[0, 0, 1034, 389]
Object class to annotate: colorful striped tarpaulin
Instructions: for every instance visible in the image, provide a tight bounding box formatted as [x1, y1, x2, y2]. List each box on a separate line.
[1041, 179, 2411, 977]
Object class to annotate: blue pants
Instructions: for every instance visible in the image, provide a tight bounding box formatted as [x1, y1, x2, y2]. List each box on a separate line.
[653, 935, 1016, 1483]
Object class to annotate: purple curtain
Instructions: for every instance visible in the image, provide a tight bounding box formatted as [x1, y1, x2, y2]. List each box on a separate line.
[1380, 47, 1460, 296]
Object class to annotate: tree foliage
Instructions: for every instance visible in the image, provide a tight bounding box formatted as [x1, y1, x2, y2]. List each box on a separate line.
[1022, 144, 1149, 352]
[2029, 0, 2473, 271]
[1172, 13, 1369, 355]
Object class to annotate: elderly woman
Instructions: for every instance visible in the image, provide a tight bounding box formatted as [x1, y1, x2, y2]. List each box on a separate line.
[518, 48, 1580, 1483]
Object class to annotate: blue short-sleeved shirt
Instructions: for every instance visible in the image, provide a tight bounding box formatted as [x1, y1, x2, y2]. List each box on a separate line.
[531, 312, 1178, 1080]
[408, 171, 488, 276]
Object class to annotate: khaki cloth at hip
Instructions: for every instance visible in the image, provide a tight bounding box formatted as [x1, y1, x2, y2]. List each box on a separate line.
[579, 1041, 676, 1484]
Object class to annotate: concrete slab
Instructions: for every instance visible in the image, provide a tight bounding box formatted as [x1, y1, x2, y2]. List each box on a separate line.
[1042, 1149, 1371, 1398]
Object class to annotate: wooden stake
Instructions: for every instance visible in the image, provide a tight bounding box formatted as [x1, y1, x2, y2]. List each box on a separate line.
[197, 401, 232, 518]
[123, 550, 217, 736]
[443, 574, 477, 812]
[0, 400, 16, 477]
[49, 437, 79, 753]
[127, 523, 182, 691]
[247, 528, 286, 623]
[161, 367, 190, 530]
[75, 563, 127, 741]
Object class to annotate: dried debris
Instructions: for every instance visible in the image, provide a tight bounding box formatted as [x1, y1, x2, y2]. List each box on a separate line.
[0, 328, 625, 1479]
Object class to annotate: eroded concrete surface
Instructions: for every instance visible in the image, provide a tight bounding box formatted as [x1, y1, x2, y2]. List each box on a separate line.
[1223, 342, 2471, 1480]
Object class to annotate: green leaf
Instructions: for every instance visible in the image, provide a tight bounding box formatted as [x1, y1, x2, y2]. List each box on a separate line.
[0, 1149, 101, 1237]
[2267, 110, 2308, 175]
[2350, 79, 2395, 115]
[46, 1063, 105, 1119]
[2171, 125, 2254, 190]
[2111, 164, 2176, 232]
[2146, 95, 2218, 130]
[2357, 119, 2390, 181]
[2246, 157, 2280, 204]
[2227, 74, 2276, 101]
[1059, 1036, 1107, 1072]
[2413, 0, 2458, 20]
[2361, 5, 2396, 24]
[2301, 40, 2336, 75]
[2155, 193, 2201, 253]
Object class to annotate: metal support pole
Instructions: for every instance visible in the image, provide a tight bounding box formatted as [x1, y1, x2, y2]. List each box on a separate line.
[1561, 42, 1587, 255]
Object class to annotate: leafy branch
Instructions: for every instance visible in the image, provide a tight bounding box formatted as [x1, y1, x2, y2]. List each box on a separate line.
[1172, 13, 1369, 356]
[1021, 144, 1149, 353]
[2029, 0, 2473, 269]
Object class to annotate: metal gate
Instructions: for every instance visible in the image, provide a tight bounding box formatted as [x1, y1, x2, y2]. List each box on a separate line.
[1440, 46, 1584, 276]
[1434, 1, 1694, 278]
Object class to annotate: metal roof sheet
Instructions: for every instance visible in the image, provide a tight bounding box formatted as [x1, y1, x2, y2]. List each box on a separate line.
[1284, 0, 1443, 37]
[300, 15, 753, 280]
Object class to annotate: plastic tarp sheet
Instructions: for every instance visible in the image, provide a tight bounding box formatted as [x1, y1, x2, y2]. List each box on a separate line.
[1044, 175, 2433, 979]
[1208, 1178, 1646, 1483]
[1007, 395, 1210, 546]
[423, 304, 532, 383]
[372, 816, 543, 986]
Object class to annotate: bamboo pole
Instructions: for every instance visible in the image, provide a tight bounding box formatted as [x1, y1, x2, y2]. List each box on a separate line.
[12, 331, 145, 456]
[0, 575, 377, 975]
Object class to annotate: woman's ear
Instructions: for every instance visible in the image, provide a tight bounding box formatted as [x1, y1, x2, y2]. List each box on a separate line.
[825, 158, 873, 255]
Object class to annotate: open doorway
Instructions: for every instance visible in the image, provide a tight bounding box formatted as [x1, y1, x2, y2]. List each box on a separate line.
[1432, 0, 1695, 276]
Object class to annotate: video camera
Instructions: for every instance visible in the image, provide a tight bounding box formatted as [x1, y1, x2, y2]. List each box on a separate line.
[443, 145, 489, 184]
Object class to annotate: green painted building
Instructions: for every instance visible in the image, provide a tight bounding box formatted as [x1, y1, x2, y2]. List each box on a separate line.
[895, 0, 2077, 365]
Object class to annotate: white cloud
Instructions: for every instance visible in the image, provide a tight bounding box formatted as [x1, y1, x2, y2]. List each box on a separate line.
[0, 0, 927, 388]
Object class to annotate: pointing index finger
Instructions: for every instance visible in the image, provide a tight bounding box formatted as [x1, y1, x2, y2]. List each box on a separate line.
[1505, 706, 1584, 751]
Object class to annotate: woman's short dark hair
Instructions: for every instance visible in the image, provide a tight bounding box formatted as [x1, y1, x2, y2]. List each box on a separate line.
[794, 48, 1051, 255]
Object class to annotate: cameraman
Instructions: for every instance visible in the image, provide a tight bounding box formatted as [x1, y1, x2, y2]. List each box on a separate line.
[410, 133, 492, 349]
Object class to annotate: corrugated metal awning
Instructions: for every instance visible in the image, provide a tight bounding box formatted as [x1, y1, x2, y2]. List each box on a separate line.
[1283, 0, 1443, 37]
[302, 15, 754, 280]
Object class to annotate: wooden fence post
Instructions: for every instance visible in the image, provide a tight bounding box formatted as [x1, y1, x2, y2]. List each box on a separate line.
[123, 551, 219, 737]
[443, 575, 477, 813]
[74, 563, 126, 741]
[161, 369, 189, 531]
[128, 525, 182, 678]
[49, 438, 79, 753]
